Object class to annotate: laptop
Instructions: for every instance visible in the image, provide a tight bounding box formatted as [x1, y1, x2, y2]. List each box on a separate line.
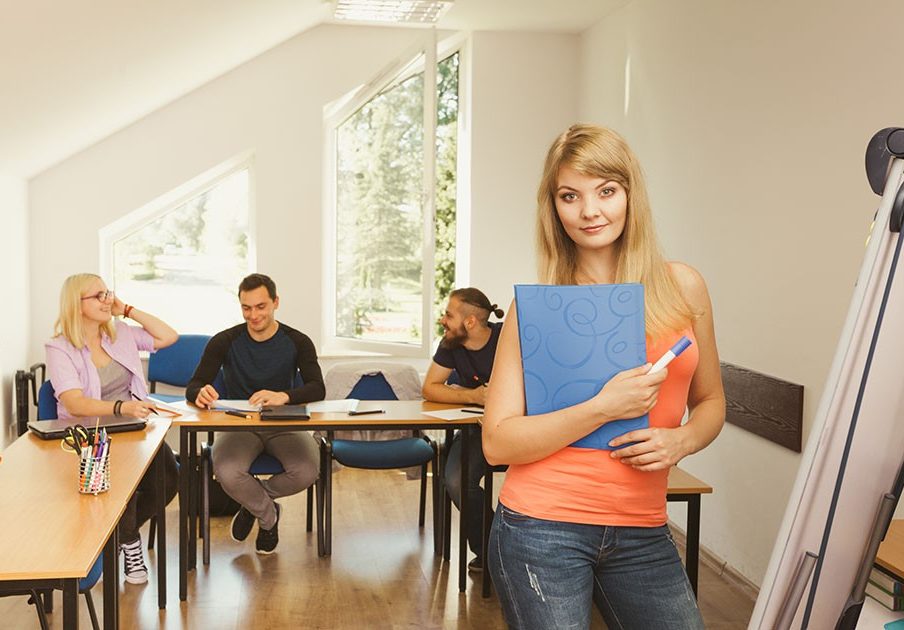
[28, 416, 149, 440]
[259, 405, 310, 420]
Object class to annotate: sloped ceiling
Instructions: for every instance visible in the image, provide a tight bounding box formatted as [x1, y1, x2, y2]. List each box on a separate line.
[0, 0, 624, 178]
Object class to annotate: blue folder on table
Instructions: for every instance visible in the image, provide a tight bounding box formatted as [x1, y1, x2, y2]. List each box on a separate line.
[514, 283, 648, 450]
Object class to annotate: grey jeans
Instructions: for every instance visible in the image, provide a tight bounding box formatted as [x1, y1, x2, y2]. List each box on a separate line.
[212, 431, 320, 529]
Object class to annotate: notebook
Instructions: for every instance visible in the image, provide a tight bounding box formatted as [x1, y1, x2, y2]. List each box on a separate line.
[514, 283, 648, 450]
[28, 416, 149, 440]
[212, 399, 261, 413]
[259, 405, 310, 420]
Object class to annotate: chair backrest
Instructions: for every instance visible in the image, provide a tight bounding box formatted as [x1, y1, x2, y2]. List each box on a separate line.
[348, 372, 399, 401]
[327, 364, 422, 443]
[37, 380, 57, 420]
[147, 334, 211, 390]
[325, 362, 421, 401]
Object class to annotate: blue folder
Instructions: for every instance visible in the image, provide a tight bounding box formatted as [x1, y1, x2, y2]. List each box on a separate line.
[514, 283, 648, 450]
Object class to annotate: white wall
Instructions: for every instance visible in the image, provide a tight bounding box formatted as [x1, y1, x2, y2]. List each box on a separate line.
[27, 25, 427, 362]
[0, 175, 28, 447]
[27, 26, 578, 366]
[578, 0, 904, 585]
[468, 31, 579, 306]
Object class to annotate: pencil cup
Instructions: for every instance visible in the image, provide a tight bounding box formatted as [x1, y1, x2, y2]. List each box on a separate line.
[78, 445, 111, 495]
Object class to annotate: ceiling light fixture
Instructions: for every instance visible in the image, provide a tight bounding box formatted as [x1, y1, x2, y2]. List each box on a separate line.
[333, 0, 453, 25]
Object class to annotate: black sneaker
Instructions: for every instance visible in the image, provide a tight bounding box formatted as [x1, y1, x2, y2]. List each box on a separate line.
[468, 556, 483, 573]
[121, 537, 149, 584]
[230, 507, 255, 542]
[255, 503, 280, 555]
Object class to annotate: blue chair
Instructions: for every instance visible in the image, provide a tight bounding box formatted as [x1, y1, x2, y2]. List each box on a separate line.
[319, 372, 440, 556]
[144, 335, 209, 550]
[35, 379, 101, 630]
[199, 370, 322, 562]
[147, 334, 211, 402]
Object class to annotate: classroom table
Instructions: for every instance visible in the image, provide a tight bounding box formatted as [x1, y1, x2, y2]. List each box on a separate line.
[875, 519, 904, 582]
[479, 464, 714, 598]
[173, 401, 480, 601]
[0, 417, 171, 629]
[665, 466, 714, 596]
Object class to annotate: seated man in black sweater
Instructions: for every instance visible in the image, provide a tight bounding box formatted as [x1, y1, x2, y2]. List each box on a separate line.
[186, 273, 325, 555]
[422, 287, 504, 573]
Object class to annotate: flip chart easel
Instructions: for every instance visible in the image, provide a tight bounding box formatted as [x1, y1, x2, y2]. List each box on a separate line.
[751, 128, 904, 629]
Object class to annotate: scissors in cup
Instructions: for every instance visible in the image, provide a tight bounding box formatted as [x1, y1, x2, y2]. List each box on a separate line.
[61, 424, 91, 456]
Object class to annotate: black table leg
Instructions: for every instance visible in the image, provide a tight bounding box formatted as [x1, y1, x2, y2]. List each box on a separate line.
[179, 428, 188, 601]
[188, 432, 198, 570]
[103, 528, 119, 629]
[687, 495, 701, 597]
[62, 578, 79, 630]
[316, 447, 326, 557]
[443, 430, 452, 561]
[432, 440, 443, 556]
[481, 471, 493, 598]
[459, 426, 469, 592]
[155, 446, 167, 609]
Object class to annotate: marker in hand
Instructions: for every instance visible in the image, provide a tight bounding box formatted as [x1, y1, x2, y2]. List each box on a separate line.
[647, 336, 692, 374]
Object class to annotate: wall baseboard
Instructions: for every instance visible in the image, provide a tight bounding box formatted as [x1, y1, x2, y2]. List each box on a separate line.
[668, 520, 760, 603]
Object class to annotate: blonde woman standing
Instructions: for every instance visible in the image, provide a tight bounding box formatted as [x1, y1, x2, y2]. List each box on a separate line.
[482, 125, 725, 629]
[46, 273, 179, 585]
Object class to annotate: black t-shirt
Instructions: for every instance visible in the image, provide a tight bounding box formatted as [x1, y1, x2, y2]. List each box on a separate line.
[185, 322, 325, 405]
[431, 322, 502, 388]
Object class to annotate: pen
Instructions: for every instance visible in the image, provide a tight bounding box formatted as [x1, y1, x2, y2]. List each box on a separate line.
[648, 336, 693, 374]
[224, 410, 253, 419]
[131, 392, 159, 414]
[348, 409, 385, 416]
[461, 408, 484, 414]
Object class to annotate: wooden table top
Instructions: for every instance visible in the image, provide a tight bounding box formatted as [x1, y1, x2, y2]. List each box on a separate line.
[876, 519, 904, 580]
[171, 400, 480, 428]
[168, 400, 710, 494]
[667, 466, 713, 495]
[0, 418, 171, 580]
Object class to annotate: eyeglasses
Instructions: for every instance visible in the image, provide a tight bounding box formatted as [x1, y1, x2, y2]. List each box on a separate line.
[81, 290, 115, 302]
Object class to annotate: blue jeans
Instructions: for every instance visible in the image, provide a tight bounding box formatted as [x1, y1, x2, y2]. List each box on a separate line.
[488, 503, 704, 629]
[444, 427, 489, 556]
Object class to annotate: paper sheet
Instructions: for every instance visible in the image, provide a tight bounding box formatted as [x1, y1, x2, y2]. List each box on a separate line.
[213, 399, 262, 412]
[420, 408, 484, 421]
[146, 396, 194, 416]
[306, 399, 360, 413]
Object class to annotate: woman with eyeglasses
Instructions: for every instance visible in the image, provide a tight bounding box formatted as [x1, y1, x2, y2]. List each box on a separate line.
[45, 272, 180, 585]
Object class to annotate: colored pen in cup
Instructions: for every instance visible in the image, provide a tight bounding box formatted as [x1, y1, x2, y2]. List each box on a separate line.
[647, 336, 692, 374]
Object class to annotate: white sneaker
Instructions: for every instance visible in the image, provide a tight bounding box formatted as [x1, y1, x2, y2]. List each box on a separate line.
[121, 537, 148, 584]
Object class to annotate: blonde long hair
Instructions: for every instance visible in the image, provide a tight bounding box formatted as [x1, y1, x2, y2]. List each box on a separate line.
[536, 124, 696, 339]
[54, 273, 117, 348]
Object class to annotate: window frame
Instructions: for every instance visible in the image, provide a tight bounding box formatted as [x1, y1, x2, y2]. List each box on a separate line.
[98, 152, 257, 331]
[322, 32, 467, 357]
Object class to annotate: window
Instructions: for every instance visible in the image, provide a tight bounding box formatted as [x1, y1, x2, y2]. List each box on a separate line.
[100, 157, 254, 334]
[325, 38, 462, 356]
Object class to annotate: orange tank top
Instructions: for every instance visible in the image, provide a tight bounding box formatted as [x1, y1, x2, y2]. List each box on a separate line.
[498, 329, 698, 527]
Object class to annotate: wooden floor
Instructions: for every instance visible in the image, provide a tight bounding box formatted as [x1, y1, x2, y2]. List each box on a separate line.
[1, 468, 755, 629]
